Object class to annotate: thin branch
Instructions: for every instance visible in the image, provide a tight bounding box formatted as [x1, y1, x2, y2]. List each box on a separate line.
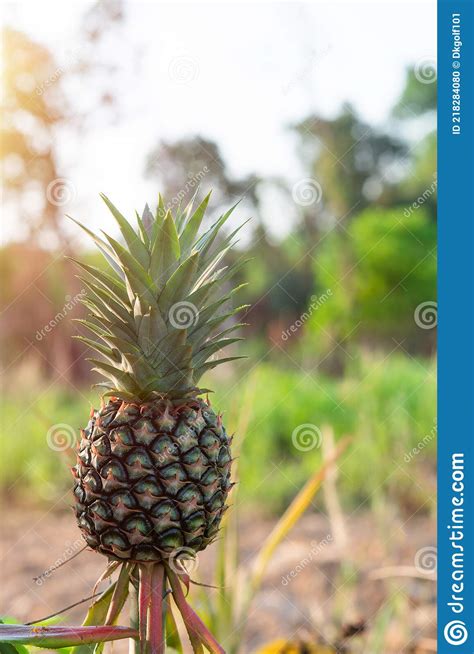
[32, 545, 88, 582]
[369, 565, 436, 580]
[24, 592, 102, 625]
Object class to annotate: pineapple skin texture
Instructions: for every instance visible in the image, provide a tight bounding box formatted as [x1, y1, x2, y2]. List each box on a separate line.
[73, 397, 232, 562]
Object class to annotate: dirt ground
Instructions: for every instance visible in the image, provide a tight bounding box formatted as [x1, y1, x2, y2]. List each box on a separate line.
[0, 505, 436, 653]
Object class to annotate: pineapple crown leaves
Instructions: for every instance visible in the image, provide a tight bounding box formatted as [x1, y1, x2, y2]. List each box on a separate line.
[69, 191, 249, 401]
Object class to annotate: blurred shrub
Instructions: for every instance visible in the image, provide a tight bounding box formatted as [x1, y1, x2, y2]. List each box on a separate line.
[392, 67, 436, 118]
[0, 384, 88, 502]
[0, 352, 436, 514]
[308, 207, 437, 355]
[221, 353, 436, 513]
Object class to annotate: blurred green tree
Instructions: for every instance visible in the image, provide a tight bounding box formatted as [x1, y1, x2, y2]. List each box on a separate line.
[392, 67, 436, 118]
[229, 223, 315, 348]
[390, 66, 437, 220]
[309, 206, 437, 358]
[292, 103, 406, 222]
[145, 135, 261, 213]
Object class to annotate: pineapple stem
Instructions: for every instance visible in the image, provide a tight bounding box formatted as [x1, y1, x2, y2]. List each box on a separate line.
[138, 565, 152, 652]
[129, 582, 140, 654]
[138, 563, 166, 654]
[148, 565, 165, 654]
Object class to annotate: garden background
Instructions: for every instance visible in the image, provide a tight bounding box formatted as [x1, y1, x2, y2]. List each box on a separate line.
[1, 2, 437, 652]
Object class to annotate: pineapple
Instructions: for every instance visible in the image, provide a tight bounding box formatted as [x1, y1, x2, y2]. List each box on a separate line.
[71, 192, 247, 565]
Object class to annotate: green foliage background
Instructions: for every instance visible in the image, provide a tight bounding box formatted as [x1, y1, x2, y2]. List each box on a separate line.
[0, 55, 437, 516]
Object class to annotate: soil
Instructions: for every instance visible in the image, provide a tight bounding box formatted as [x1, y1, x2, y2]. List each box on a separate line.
[0, 504, 436, 653]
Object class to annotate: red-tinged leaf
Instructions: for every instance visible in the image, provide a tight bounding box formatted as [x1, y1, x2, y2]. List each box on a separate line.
[168, 573, 203, 653]
[92, 564, 133, 654]
[93, 561, 121, 594]
[165, 598, 183, 653]
[179, 570, 191, 594]
[0, 625, 137, 648]
[105, 564, 133, 625]
[68, 583, 116, 654]
[168, 571, 224, 654]
[0, 621, 28, 654]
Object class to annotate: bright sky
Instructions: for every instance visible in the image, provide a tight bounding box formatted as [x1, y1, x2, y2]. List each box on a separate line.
[2, 0, 436, 243]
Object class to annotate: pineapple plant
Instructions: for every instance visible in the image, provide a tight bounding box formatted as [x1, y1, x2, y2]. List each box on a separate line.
[0, 188, 352, 653]
[69, 191, 248, 652]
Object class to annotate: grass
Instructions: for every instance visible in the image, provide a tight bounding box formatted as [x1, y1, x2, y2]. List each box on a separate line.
[219, 350, 436, 512]
[0, 350, 436, 512]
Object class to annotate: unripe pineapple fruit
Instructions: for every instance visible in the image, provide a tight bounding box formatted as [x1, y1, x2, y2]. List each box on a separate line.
[71, 192, 247, 563]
